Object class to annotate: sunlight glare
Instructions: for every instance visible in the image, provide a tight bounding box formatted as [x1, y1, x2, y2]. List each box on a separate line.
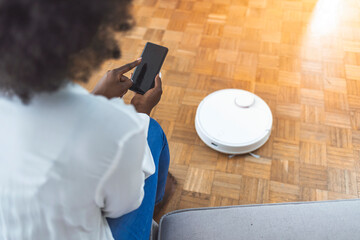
[309, 0, 342, 36]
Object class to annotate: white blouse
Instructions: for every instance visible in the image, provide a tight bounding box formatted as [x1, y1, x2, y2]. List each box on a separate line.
[0, 83, 155, 240]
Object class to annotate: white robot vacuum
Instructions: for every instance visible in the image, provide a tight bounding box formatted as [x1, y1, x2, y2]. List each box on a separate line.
[195, 89, 273, 155]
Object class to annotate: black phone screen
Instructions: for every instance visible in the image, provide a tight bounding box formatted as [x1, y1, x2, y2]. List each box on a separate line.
[130, 42, 168, 94]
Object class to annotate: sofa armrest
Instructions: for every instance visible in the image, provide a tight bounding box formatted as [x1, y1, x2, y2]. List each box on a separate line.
[158, 199, 360, 240]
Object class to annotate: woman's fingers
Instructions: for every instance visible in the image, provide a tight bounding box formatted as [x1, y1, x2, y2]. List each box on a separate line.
[119, 74, 130, 82]
[153, 74, 162, 92]
[115, 58, 142, 74]
[119, 75, 133, 88]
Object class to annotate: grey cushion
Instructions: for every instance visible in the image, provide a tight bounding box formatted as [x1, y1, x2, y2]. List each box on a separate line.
[150, 219, 159, 240]
[158, 199, 360, 240]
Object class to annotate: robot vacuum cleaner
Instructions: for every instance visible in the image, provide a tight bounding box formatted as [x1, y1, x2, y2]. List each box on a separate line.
[195, 89, 273, 155]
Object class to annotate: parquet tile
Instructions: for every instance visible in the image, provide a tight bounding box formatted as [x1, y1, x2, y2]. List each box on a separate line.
[299, 164, 328, 190]
[210, 195, 239, 207]
[300, 187, 328, 201]
[274, 118, 300, 142]
[279, 56, 302, 72]
[278, 71, 301, 87]
[211, 171, 242, 199]
[353, 131, 360, 149]
[347, 79, 360, 96]
[169, 142, 192, 166]
[324, 111, 351, 128]
[348, 95, 360, 111]
[168, 164, 188, 185]
[299, 141, 327, 166]
[324, 62, 345, 79]
[300, 88, 324, 107]
[239, 176, 269, 204]
[215, 154, 229, 172]
[189, 145, 219, 170]
[178, 191, 210, 209]
[345, 52, 360, 65]
[328, 168, 358, 196]
[356, 159, 360, 195]
[276, 102, 301, 119]
[269, 181, 300, 203]
[300, 123, 328, 142]
[171, 122, 199, 144]
[84, 0, 360, 215]
[324, 77, 347, 93]
[256, 68, 279, 85]
[327, 191, 358, 200]
[272, 140, 299, 161]
[279, 86, 301, 105]
[345, 65, 360, 81]
[242, 156, 272, 179]
[327, 147, 355, 170]
[301, 105, 325, 124]
[324, 91, 349, 112]
[184, 167, 215, 194]
[327, 127, 352, 149]
[270, 159, 299, 185]
[301, 72, 323, 90]
[153, 103, 180, 121]
[261, 42, 280, 55]
[255, 82, 279, 99]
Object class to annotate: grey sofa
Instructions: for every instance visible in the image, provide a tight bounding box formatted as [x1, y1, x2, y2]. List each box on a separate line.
[151, 199, 360, 240]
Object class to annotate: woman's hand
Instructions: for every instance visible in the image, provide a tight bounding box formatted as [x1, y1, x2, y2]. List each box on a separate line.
[92, 58, 141, 99]
[131, 74, 163, 115]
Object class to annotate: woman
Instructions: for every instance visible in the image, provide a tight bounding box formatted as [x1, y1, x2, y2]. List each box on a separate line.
[0, 0, 172, 239]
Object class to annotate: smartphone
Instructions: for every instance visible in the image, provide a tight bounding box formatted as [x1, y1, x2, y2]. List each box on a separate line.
[130, 42, 168, 94]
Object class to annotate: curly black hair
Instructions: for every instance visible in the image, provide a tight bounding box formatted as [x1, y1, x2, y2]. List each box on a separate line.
[0, 0, 134, 103]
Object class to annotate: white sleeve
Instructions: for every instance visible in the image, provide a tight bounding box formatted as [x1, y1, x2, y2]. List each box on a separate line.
[109, 98, 155, 179]
[137, 113, 156, 179]
[94, 125, 148, 218]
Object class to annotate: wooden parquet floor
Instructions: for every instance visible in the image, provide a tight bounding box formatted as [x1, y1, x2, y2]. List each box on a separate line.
[83, 0, 360, 218]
